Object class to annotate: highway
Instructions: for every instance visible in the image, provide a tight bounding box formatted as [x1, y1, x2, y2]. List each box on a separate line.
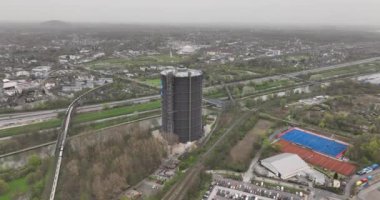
[0, 95, 160, 129]
[1, 56, 379, 130]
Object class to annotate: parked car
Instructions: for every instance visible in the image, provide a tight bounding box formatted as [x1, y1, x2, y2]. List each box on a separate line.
[356, 181, 363, 186]
[360, 178, 368, 183]
[357, 167, 373, 175]
[370, 163, 379, 170]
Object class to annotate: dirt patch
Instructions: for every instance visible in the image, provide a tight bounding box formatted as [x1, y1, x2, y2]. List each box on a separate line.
[229, 120, 272, 164]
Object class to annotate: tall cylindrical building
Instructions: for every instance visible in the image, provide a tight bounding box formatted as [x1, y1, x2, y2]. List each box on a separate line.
[161, 68, 203, 143]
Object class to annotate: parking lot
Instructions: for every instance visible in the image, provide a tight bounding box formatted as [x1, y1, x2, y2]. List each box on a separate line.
[208, 186, 262, 200]
[204, 176, 305, 200]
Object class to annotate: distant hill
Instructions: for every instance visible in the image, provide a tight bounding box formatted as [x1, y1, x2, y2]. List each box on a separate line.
[40, 20, 70, 27]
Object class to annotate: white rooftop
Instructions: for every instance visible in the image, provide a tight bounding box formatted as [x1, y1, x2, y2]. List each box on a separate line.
[261, 153, 310, 179]
[161, 68, 202, 77]
[32, 66, 51, 71]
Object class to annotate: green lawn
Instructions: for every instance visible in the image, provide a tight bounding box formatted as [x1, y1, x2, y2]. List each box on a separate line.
[0, 119, 62, 138]
[205, 90, 227, 98]
[71, 110, 161, 134]
[0, 177, 28, 200]
[307, 62, 380, 80]
[73, 100, 161, 123]
[87, 54, 188, 69]
[142, 78, 161, 87]
[254, 79, 295, 91]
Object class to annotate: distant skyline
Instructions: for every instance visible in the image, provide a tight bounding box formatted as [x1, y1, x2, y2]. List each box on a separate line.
[1, 0, 380, 26]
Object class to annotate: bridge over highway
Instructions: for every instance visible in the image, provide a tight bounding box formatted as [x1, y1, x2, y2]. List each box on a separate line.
[48, 83, 111, 200]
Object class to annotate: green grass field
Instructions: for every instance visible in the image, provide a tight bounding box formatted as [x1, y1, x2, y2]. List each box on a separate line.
[0, 177, 28, 200]
[0, 119, 62, 138]
[254, 79, 295, 91]
[205, 90, 227, 98]
[73, 100, 161, 123]
[312, 62, 380, 79]
[87, 54, 187, 69]
[71, 110, 161, 135]
[142, 78, 161, 87]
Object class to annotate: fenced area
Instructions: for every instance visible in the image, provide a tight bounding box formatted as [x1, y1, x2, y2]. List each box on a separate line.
[278, 127, 348, 158]
[276, 140, 356, 176]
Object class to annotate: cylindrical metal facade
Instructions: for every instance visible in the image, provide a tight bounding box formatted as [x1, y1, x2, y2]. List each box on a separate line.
[161, 68, 203, 143]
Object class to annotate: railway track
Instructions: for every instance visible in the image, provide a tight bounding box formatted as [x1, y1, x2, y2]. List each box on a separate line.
[162, 111, 252, 200]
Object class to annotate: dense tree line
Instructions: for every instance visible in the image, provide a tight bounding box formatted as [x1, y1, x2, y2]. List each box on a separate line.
[347, 134, 380, 166]
[56, 124, 166, 200]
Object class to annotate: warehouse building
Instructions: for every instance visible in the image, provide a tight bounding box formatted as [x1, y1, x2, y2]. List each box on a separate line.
[260, 153, 310, 179]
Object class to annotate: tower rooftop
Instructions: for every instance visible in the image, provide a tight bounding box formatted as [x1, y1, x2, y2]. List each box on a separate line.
[161, 68, 202, 77]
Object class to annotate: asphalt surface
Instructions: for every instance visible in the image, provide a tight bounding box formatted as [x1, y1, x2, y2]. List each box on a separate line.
[344, 169, 380, 198]
[357, 180, 380, 200]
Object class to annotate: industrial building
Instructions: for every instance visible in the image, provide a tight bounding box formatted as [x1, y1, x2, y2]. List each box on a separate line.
[161, 67, 203, 143]
[260, 153, 310, 179]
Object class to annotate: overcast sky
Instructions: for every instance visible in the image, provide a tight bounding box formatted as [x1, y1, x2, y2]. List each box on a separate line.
[1, 0, 379, 26]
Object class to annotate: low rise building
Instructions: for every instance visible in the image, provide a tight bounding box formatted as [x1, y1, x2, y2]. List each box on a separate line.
[260, 153, 326, 184]
[260, 153, 310, 179]
[32, 66, 51, 78]
[16, 70, 30, 77]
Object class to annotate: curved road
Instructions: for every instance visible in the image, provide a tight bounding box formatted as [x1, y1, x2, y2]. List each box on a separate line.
[344, 170, 380, 198]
